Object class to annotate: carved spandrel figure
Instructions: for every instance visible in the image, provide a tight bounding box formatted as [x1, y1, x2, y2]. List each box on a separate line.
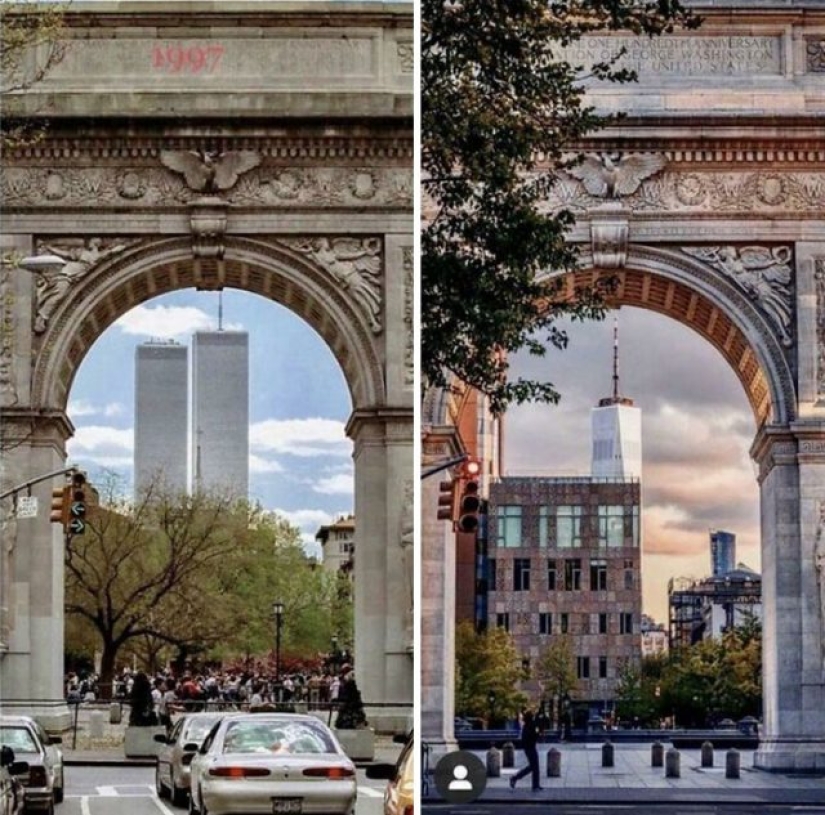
[291, 238, 383, 334]
[34, 238, 128, 334]
[685, 245, 794, 347]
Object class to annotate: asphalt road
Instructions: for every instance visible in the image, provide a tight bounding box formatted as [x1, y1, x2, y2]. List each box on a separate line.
[61, 764, 387, 814]
[422, 806, 825, 815]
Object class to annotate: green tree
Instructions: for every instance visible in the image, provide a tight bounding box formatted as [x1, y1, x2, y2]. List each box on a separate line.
[614, 658, 659, 727]
[455, 621, 526, 723]
[422, 0, 698, 413]
[534, 636, 578, 728]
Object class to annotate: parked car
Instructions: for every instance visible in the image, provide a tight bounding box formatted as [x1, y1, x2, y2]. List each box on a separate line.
[365, 732, 413, 815]
[155, 713, 225, 806]
[0, 716, 64, 813]
[188, 713, 356, 815]
[0, 747, 27, 815]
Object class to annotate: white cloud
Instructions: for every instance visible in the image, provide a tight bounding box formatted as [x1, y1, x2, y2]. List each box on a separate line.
[68, 400, 126, 419]
[249, 454, 284, 474]
[250, 418, 351, 458]
[103, 402, 126, 418]
[115, 305, 245, 339]
[68, 425, 133, 454]
[312, 473, 354, 495]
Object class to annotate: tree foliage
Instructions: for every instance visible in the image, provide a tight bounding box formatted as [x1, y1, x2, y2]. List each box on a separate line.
[422, 0, 699, 413]
[455, 621, 527, 722]
[64, 477, 347, 696]
[0, 0, 66, 146]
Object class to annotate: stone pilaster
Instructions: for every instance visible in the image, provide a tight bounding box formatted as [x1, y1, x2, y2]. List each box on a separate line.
[794, 242, 825, 416]
[421, 425, 463, 760]
[345, 407, 413, 731]
[753, 425, 825, 772]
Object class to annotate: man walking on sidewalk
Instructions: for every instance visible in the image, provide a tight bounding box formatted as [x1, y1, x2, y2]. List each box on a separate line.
[509, 709, 542, 791]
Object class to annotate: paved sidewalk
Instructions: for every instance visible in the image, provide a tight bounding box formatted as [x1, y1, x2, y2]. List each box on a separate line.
[425, 744, 825, 805]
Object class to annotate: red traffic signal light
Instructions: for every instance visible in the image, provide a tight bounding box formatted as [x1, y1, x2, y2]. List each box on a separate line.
[457, 458, 482, 534]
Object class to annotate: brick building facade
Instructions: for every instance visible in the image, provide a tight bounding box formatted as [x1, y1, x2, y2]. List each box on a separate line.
[488, 477, 642, 711]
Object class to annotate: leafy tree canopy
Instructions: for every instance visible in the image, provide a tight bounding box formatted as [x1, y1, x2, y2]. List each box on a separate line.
[422, 0, 699, 413]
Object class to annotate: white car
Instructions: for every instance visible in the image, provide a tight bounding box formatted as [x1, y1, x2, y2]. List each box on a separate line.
[188, 713, 356, 815]
[0, 717, 64, 813]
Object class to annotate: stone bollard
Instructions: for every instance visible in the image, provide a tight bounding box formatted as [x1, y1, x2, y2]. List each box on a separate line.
[546, 747, 561, 778]
[651, 741, 664, 768]
[486, 745, 502, 778]
[502, 741, 515, 768]
[109, 702, 122, 725]
[601, 740, 614, 768]
[665, 748, 681, 778]
[701, 740, 714, 768]
[89, 710, 105, 739]
[726, 748, 740, 779]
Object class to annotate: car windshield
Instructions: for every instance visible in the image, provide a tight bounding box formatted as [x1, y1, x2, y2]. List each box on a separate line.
[184, 717, 222, 742]
[0, 727, 39, 754]
[222, 720, 336, 755]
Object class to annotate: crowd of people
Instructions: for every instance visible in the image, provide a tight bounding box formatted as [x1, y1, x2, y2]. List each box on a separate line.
[65, 663, 355, 721]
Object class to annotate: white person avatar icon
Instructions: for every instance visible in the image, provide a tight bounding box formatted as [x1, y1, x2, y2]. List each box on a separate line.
[448, 764, 473, 791]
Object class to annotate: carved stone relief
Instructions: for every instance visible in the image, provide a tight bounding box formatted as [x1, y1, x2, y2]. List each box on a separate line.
[397, 42, 413, 73]
[399, 479, 414, 649]
[816, 260, 825, 397]
[403, 247, 413, 387]
[1, 165, 413, 209]
[0, 262, 18, 406]
[682, 246, 794, 347]
[284, 238, 383, 334]
[544, 171, 825, 215]
[815, 501, 825, 675]
[32, 238, 137, 334]
[161, 150, 261, 193]
[807, 38, 825, 73]
[564, 153, 666, 199]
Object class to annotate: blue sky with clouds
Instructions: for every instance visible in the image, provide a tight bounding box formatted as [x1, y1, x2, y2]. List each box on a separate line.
[66, 289, 353, 556]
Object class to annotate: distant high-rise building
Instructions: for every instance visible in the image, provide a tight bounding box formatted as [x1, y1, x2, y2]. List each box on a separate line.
[591, 317, 642, 479]
[710, 529, 736, 577]
[191, 330, 249, 497]
[134, 341, 188, 496]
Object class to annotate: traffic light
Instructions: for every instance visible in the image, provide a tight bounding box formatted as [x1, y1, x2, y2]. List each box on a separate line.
[457, 458, 482, 534]
[49, 485, 70, 527]
[436, 480, 457, 523]
[67, 471, 87, 537]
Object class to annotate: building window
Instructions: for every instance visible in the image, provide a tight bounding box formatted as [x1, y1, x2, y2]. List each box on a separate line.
[577, 656, 590, 679]
[564, 558, 582, 591]
[598, 505, 625, 548]
[496, 613, 510, 631]
[632, 506, 640, 546]
[538, 506, 553, 547]
[560, 613, 569, 633]
[620, 613, 633, 634]
[599, 613, 608, 634]
[624, 569, 634, 590]
[556, 505, 582, 548]
[590, 559, 608, 591]
[599, 656, 608, 679]
[539, 612, 553, 635]
[488, 558, 497, 591]
[547, 560, 557, 591]
[514, 558, 531, 591]
[497, 505, 523, 548]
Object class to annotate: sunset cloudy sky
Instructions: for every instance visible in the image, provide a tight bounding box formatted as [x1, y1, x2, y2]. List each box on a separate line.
[506, 307, 761, 623]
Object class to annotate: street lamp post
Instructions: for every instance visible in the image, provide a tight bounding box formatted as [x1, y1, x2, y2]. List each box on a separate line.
[272, 601, 284, 700]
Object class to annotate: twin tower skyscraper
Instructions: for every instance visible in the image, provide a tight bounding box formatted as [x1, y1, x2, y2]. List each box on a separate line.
[134, 331, 249, 499]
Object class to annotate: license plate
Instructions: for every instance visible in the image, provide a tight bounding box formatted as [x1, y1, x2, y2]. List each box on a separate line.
[272, 798, 302, 814]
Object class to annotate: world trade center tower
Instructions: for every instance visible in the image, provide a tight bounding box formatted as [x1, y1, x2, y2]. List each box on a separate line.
[191, 331, 249, 498]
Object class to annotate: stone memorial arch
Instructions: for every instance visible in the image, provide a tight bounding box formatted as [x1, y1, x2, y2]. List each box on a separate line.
[0, 1, 413, 729]
[423, 3, 825, 771]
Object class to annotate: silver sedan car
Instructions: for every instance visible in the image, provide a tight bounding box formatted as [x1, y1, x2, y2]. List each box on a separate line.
[0, 717, 64, 814]
[188, 714, 356, 815]
[156, 713, 225, 806]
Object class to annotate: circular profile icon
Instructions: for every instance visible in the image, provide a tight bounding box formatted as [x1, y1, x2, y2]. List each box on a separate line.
[434, 750, 487, 804]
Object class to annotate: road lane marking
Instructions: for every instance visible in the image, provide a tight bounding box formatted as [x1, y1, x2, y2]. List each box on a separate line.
[81, 797, 92, 815]
[151, 794, 178, 815]
[358, 786, 384, 798]
[97, 785, 119, 796]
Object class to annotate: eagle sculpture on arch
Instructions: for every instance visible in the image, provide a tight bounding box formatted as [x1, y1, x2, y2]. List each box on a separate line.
[160, 150, 261, 193]
[565, 153, 666, 199]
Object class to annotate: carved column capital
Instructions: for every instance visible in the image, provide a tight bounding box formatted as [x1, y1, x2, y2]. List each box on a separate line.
[589, 203, 630, 269]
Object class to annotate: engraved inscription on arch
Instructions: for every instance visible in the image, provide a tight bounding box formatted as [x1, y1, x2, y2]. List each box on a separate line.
[558, 35, 782, 77]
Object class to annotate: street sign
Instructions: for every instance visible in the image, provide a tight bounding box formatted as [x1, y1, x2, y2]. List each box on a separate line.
[68, 518, 85, 535]
[16, 497, 38, 519]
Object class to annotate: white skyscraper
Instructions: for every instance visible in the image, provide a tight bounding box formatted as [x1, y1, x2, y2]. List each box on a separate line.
[591, 318, 642, 479]
[191, 330, 249, 497]
[134, 340, 188, 496]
